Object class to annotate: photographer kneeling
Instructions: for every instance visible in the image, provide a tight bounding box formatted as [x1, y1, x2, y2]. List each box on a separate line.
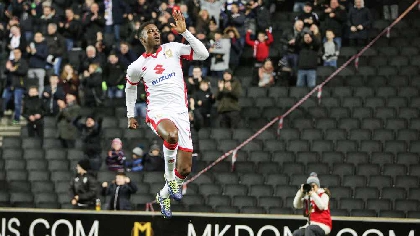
[293, 172, 332, 236]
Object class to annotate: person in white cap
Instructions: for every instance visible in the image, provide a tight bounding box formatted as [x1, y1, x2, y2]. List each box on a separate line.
[292, 172, 332, 236]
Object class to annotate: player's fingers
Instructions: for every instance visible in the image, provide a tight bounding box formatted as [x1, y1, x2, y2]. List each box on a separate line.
[170, 23, 176, 28]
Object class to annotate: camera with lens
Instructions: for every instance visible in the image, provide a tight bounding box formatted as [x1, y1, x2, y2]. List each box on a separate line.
[302, 184, 312, 194]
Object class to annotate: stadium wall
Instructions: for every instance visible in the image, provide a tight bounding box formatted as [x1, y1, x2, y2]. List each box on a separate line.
[0, 208, 418, 236]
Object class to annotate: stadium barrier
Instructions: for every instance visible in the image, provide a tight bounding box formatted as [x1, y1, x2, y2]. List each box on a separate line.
[146, 0, 420, 210]
[0, 208, 418, 236]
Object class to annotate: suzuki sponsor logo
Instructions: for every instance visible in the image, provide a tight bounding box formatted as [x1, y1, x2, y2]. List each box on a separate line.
[151, 72, 176, 85]
[187, 224, 415, 236]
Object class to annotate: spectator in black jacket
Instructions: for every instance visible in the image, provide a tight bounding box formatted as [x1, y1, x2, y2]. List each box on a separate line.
[3, 48, 28, 125]
[191, 79, 215, 128]
[104, 52, 126, 99]
[81, 3, 105, 46]
[73, 115, 102, 171]
[70, 159, 98, 210]
[320, 0, 347, 48]
[297, 32, 321, 88]
[294, 0, 307, 12]
[82, 63, 103, 107]
[216, 69, 242, 128]
[187, 66, 205, 96]
[279, 20, 304, 76]
[102, 172, 138, 210]
[43, 74, 65, 116]
[116, 41, 137, 68]
[35, 5, 59, 36]
[142, 143, 164, 172]
[59, 8, 82, 51]
[23, 86, 44, 137]
[79, 45, 104, 74]
[296, 2, 320, 29]
[348, 0, 372, 46]
[27, 32, 48, 95]
[228, 3, 246, 44]
[45, 23, 65, 75]
[102, 0, 130, 45]
[224, 26, 243, 73]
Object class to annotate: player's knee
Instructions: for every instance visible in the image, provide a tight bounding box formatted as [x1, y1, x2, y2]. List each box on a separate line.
[167, 130, 178, 144]
[178, 163, 191, 176]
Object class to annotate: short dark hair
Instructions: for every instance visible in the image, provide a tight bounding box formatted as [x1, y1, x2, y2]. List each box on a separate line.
[28, 86, 38, 91]
[50, 73, 58, 77]
[139, 21, 156, 35]
[116, 172, 126, 177]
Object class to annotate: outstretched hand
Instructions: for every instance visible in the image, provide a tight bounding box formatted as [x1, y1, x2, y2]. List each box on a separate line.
[128, 117, 139, 129]
[170, 10, 187, 34]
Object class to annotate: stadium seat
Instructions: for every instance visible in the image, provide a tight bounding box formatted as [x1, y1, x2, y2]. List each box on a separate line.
[346, 152, 369, 166]
[369, 175, 392, 189]
[265, 174, 289, 186]
[371, 152, 394, 167]
[340, 198, 364, 210]
[356, 163, 381, 177]
[354, 187, 379, 201]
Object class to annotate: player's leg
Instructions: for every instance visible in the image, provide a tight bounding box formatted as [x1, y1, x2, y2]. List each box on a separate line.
[175, 150, 192, 189]
[156, 119, 182, 201]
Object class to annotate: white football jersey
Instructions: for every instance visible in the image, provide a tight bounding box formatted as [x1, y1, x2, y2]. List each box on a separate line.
[126, 42, 194, 114]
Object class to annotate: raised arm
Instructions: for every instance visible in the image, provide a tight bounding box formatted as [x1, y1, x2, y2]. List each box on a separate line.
[125, 60, 142, 121]
[171, 10, 209, 61]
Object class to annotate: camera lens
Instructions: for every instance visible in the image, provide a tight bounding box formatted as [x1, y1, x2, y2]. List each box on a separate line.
[303, 184, 312, 193]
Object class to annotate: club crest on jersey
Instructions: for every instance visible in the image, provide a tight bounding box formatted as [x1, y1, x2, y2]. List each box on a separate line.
[151, 72, 176, 85]
[165, 49, 173, 58]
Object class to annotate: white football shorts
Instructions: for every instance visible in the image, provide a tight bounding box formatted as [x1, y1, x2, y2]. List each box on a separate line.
[145, 110, 193, 152]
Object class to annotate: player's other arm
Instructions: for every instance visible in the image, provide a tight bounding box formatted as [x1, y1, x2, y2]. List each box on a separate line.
[125, 62, 141, 128]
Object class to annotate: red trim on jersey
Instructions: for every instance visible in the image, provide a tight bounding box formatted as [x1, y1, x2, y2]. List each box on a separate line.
[143, 81, 150, 105]
[175, 169, 187, 179]
[126, 77, 139, 86]
[180, 48, 194, 61]
[142, 46, 163, 58]
[178, 146, 193, 153]
[163, 141, 178, 150]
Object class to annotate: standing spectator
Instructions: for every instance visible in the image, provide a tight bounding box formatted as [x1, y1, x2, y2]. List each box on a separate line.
[57, 93, 80, 148]
[322, 30, 339, 68]
[280, 20, 304, 74]
[192, 79, 215, 128]
[244, 1, 257, 35]
[134, 83, 147, 120]
[81, 63, 103, 107]
[104, 52, 126, 99]
[132, 0, 153, 22]
[258, 59, 275, 87]
[3, 48, 28, 125]
[310, 24, 322, 43]
[224, 26, 243, 73]
[141, 143, 164, 172]
[7, 25, 27, 61]
[209, 31, 231, 80]
[187, 66, 205, 95]
[19, 1, 36, 42]
[73, 115, 102, 171]
[45, 23, 65, 75]
[70, 159, 98, 210]
[59, 8, 82, 51]
[60, 64, 80, 98]
[228, 3, 246, 45]
[81, 3, 105, 46]
[26, 32, 48, 95]
[245, 28, 274, 67]
[102, 0, 130, 45]
[23, 86, 44, 137]
[106, 138, 126, 172]
[255, 0, 272, 32]
[207, 19, 220, 41]
[382, 0, 398, 20]
[116, 41, 137, 68]
[216, 69, 242, 128]
[348, 0, 372, 46]
[294, 0, 307, 13]
[195, 9, 211, 35]
[101, 172, 138, 210]
[79, 45, 103, 74]
[125, 147, 144, 172]
[35, 5, 59, 36]
[43, 74, 65, 117]
[180, 4, 193, 28]
[297, 32, 321, 87]
[199, 0, 225, 27]
[296, 2, 320, 29]
[320, 0, 346, 48]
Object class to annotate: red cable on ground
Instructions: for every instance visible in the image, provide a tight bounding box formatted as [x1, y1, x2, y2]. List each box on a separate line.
[145, 0, 419, 211]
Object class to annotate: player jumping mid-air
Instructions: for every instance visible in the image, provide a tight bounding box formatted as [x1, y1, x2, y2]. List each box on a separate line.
[125, 10, 209, 218]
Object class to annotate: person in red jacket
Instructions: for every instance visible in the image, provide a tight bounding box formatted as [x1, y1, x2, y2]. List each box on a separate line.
[293, 172, 332, 236]
[245, 28, 274, 67]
